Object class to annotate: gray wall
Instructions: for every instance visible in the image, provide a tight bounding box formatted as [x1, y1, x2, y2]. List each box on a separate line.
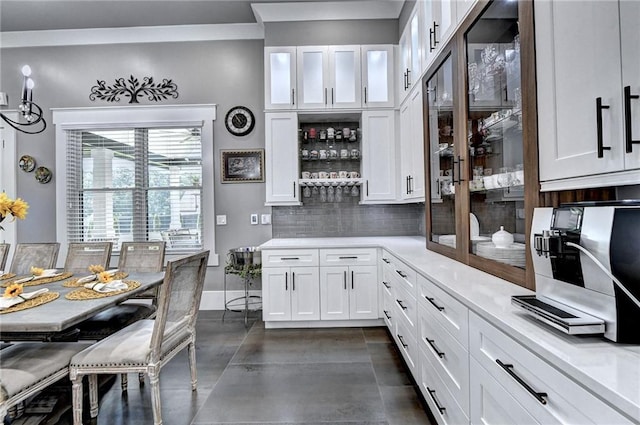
[264, 20, 399, 46]
[1, 39, 271, 292]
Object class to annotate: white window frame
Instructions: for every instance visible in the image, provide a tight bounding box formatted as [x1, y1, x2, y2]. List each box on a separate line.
[53, 104, 219, 267]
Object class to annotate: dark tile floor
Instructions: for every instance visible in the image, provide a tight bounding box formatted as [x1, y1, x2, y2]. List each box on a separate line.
[45, 311, 434, 425]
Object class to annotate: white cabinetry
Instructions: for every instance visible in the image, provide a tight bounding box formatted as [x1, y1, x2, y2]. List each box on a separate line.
[399, 85, 425, 201]
[262, 250, 320, 322]
[422, 0, 457, 69]
[469, 311, 634, 425]
[399, 6, 422, 104]
[265, 112, 300, 206]
[265, 47, 297, 110]
[536, 0, 640, 189]
[361, 45, 395, 108]
[361, 110, 398, 203]
[319, 248, 378, 320]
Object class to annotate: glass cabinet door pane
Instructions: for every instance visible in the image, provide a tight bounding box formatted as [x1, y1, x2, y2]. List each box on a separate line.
[301, 49, 326, 105]
[428, 54, 456, 248]
[270, 52, 293, 105]
[366, 50, 389, 103]
[333, 50, 357, 104]
[466, 0, 525, 268]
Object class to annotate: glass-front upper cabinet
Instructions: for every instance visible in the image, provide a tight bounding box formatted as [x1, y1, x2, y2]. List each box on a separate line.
[465, 0, 525, 269]
[427, 54, 457, 253]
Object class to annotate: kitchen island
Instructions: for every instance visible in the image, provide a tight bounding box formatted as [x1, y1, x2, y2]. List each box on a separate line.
[261, 236, 640, 424]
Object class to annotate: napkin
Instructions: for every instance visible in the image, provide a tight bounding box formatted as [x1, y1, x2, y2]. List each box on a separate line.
[13, 269, 61, 284]
[0, 288, 49, 310]
[76, 269, 119, 284]
[84, 280, 128, 293]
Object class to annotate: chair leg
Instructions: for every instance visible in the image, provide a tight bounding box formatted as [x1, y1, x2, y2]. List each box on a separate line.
[149, 369, 163, 425]
[121, 373, 128, 391]
[70, 373, 83, 425]
[88, 375, 99, 418]
[188, 341, 197, 390]
[138, 372, 145, 386]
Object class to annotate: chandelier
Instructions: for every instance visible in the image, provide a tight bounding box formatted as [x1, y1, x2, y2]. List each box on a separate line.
[0, 65, 47, 134]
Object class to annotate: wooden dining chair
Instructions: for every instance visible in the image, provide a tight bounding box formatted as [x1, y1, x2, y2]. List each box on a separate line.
[70, 250, 209, 425]
[0, 342, 91, 421]
[0, 243, 9, 270]
[9, 243, 60, 276]
[63, 242, 112, 274]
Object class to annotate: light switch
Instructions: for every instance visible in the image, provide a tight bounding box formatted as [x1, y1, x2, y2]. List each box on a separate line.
[216, 215, 227, 225]
[261, 214, 271, 225]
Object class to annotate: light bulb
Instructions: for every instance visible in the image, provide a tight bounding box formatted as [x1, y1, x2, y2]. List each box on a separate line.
[21, 65, 32, 77]
[26, 78, 35, 89]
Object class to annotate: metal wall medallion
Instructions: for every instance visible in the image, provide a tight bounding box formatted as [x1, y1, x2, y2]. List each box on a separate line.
[90, 75, 179, 104]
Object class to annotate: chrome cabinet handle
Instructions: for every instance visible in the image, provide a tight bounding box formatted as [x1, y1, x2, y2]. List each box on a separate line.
[396, 299, 407, 310]
[397, 334, 408, 348]
[596, 97, 612, 158]
[496, 359, 548, 405]
[624, 86, 640, 153]
[425, 338, 445, 358]
[425, 296, 445, 312]
[427, 387, 446, 414]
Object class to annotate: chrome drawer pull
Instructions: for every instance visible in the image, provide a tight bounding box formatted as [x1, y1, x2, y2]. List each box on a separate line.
[425, 338, 445, 358]
[396, 270, 407, 278]
[427, 387, 446, 414]
[383, 310, 391, 320]
[396, 299, 407, 310]
[382, 281, 391, 289]
[397, 334, 408, 348]
[496, 359, 548, 405]
[425, 296, 445, 312]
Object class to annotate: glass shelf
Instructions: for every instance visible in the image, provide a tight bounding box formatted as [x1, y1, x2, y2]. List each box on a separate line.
[298, 178, 362, 187]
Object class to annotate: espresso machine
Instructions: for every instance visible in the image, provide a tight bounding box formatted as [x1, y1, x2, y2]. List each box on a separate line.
[512, 201, 640, 343]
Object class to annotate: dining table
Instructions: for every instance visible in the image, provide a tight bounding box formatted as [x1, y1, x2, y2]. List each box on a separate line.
[0, 271, 164, 342]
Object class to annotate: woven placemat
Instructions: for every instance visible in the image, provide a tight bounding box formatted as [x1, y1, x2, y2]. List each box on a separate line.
[62, 271, 129, 287]
[0, 273, 16, 281]
[0, 292, 60, 314]
[65, 280, 141, 300]
[1, 272, 73, 288]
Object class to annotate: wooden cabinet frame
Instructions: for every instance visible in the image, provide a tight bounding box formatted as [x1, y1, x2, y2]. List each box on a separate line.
[423, 0, 539, 289]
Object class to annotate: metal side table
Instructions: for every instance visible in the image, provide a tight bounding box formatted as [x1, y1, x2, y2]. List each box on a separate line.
[222, 264, 262, 326]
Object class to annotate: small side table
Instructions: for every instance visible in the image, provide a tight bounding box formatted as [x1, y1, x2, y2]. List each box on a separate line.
[222, 264, 262, 326]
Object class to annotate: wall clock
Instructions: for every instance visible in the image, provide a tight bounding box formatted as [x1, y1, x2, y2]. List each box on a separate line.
[225, 106, 255, 136]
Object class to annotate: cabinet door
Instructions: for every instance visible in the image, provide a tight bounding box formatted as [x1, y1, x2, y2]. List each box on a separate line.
[400, 86, 425, 202]
[329, 45, 361, 109]
[320, 266, 350, 320]
[361, 45, 395, 108]
[262, 267, 292, 321]
[265, 47, 297, 110]
[297, 46, 329, 110]
[265, 112, 300, 206]
[423, 0, 457, 67]
[361, 110, 398, 202]
[349, 265, 378, 320]
[399, 25, 412, 102]
[290, 266, 320, 321]
[620, 0, 640, 170]
[536, 0, 624, 181]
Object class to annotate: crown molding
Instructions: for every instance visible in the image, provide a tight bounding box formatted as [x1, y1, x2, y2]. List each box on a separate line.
[252, 1, 404, 23]
[0, 23, 265, 48]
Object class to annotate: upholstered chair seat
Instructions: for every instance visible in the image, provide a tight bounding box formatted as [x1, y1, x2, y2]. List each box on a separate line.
[0, 342, 91, 420]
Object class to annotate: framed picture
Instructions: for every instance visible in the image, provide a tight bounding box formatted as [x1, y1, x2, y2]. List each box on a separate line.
[220, 149, 265, 183]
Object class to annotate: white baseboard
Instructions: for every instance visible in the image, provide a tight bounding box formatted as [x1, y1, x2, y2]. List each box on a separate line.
[199, 290, 261, 310]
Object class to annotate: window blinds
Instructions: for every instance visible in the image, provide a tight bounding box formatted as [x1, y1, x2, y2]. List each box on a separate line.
[65, 126, 203, 252]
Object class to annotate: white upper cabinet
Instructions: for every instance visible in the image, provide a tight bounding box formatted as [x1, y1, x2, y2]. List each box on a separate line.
[265, 47, 297, 110]
[399, 86, 425, 202]
[422, 0, 457, 69]
[297, 45, 361, 110]
[361, 45, 395, 108]
[536, 0, 640, 189]
[265, 112, 300, 206]
[361, 110, 398, 203]
[399, 7, 421, 103]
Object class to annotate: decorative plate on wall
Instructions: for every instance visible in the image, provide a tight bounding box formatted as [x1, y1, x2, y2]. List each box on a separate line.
[34, 166, 52, 184]
[19, 155, 36, 172]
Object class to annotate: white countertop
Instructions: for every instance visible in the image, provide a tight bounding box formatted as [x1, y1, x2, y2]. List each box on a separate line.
[261, 236, 640, 421]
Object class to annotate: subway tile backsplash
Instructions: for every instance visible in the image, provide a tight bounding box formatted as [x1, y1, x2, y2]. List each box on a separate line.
[272, 197, 425, 238]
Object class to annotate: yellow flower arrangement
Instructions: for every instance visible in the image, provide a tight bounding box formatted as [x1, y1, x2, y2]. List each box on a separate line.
[4, 283, 24, 298]
[30, 266, 44, 276]
[97, 271, 113, 283]
[88, 264, 105, 274]
[0, 193, 28, 230]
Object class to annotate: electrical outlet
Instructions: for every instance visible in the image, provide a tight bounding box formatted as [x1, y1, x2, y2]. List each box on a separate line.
[216, 215, 227, 225]
[261, 214, 271, 225]
[250, 213, 258, 225]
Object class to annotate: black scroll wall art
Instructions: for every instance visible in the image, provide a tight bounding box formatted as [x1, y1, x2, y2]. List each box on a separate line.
[90, 75, 179, 104]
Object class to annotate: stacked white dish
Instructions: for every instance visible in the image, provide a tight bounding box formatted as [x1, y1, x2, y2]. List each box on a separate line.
[475, 242, 526, 267]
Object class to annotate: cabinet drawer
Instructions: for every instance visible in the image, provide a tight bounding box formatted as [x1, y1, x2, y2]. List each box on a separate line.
[419, 347, 469, 425]
[418, 275, 469, 350]
[470, 312, 634, 425]
[380, 250, 417, 295]
[320, 248, 377, 266]
[393, 283, 417, 332]
[395, 317, 419, 377]
[418, 304, 469, 416]
[262, 249, 319, 267]
[381, 287, 394, 330]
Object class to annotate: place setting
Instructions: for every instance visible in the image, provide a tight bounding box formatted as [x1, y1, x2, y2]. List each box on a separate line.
[62, 264, 128, 287]
[1, 267, 72, 287]
[0, 282, 59, 314]
[65, 265, 139, 300]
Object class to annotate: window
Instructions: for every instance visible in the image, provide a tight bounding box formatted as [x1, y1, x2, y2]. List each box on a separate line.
[54, 105, 218, 266]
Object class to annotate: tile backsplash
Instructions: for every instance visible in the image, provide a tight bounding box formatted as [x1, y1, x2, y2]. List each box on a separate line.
[272, 197, 425, 238]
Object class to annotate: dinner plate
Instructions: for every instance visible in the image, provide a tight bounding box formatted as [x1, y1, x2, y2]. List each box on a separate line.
[470, 213, 480, 237]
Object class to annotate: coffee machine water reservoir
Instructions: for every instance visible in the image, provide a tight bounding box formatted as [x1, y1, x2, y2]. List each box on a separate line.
[512, 201, 640, 343]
